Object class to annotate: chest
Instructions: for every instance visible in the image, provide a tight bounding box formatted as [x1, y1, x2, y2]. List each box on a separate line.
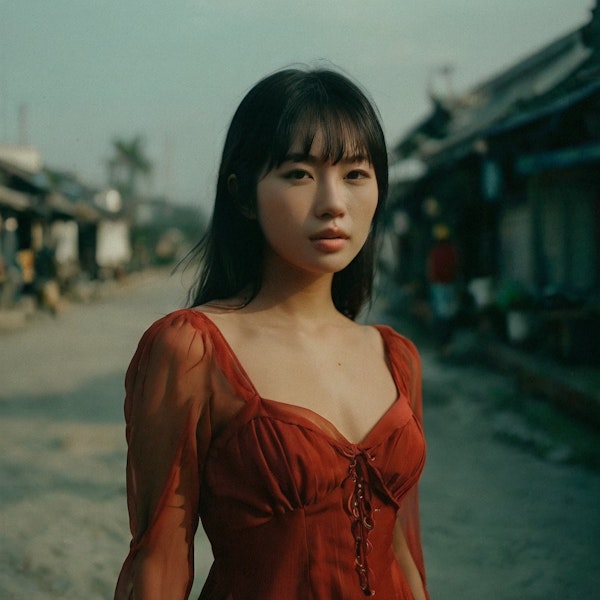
[224, 331, 398, 444]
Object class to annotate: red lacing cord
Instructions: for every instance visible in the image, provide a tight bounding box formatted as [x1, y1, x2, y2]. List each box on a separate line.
[344, 448, 376, 596]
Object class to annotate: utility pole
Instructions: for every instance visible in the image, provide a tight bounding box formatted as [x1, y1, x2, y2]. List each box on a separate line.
[0, 2, 7, 142]
[163, 134, 174, 201]
[439, 64, 455, 100]
[18, 103, 28, 146]
[426, 63, 456, 102]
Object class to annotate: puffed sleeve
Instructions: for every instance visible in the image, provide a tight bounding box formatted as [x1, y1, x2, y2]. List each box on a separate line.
[114, 310, 213, 600]
[388, 330, 430, 599]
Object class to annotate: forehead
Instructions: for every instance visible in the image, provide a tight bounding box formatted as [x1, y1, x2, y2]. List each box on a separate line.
[281, 125, 369, 164]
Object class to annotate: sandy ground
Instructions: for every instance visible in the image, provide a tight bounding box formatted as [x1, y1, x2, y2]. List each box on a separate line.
[0, 270, 211, 600]
[1, 269, 599, 599]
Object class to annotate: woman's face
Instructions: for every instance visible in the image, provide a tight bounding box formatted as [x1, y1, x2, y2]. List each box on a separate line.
[255, 131, 378, 278]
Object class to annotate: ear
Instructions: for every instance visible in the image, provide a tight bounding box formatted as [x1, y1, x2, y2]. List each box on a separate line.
[228, 174, 256, 220]
[227, 174, 239, 196]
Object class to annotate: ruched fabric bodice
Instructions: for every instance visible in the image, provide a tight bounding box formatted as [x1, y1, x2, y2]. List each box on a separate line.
[114, 310, 428, 600]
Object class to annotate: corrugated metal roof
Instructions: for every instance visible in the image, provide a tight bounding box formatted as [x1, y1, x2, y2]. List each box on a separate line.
[393, 22, 599, 169]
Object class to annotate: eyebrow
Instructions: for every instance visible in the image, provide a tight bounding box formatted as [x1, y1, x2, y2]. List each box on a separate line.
[282, 152, 370, 165]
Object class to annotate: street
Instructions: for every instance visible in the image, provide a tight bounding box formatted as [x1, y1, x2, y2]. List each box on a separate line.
[1, 270, 599, 599]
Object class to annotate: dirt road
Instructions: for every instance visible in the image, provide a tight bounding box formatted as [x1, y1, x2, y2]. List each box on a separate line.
[1, 270, 598, 599]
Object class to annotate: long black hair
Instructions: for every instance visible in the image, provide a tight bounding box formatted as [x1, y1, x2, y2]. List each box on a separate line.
[186, 66, 388, 319]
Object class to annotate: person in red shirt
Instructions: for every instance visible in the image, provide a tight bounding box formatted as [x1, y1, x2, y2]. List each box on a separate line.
[427, 223, 460, 354]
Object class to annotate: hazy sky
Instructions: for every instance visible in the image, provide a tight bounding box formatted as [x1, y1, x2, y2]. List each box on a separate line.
[0, 1, 594, 211]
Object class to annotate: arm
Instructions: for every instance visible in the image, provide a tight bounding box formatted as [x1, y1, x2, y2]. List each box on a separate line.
[127, 435, 201, 600]
[115, 312, 212, 600]
[393, 517, 427, 600]
[387, 330, 430, 600]
[129, 499, 194, 599]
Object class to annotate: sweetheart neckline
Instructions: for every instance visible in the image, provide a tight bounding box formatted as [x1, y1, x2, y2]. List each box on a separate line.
[258, 395, 411, 449]
[190, 310, 405, 447]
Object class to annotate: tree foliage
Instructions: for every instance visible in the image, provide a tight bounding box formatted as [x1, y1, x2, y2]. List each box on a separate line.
[106, 135, 153, 200]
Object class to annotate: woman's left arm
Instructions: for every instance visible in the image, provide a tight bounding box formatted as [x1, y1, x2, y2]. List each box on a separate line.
[393, 516, 428, 600]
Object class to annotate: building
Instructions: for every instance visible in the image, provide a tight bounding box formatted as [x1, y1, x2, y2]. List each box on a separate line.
[0, 146, 131, 309]
[390, 3, 600, 363]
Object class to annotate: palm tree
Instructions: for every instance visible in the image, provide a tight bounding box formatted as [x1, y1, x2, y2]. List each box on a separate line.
[107, 135, 153, 200]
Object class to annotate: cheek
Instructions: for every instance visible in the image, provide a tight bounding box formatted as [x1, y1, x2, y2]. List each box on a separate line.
[256, 200, 302, 250]
[366, 197, 378, 221]
[256, 184, 309, 235]
[355, 191, 379, 231]
[256, 183, 281, 234]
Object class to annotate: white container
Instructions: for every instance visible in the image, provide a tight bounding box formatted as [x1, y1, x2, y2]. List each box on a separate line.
[507, 310, 531, 343]
[468, 277, 494, 308]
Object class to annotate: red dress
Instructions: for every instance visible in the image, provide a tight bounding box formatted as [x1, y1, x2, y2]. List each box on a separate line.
[115, 310, 429, 599]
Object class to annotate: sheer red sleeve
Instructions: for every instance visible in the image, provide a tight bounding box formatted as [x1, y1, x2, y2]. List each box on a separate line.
[114, 311, 213, 600]
[390, 332, 430, 599]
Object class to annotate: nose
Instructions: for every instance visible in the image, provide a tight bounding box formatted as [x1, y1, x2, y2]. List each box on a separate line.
[314, 177, 346, 219]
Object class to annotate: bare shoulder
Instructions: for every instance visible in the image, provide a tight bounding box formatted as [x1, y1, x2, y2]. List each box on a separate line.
[341, 319, 387, 353]
[192, 301, 253, 348]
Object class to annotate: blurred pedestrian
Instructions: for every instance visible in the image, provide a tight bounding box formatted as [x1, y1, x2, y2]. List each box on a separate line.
[34, 236, 61, 314]
[427, 223, 460, 355]
[0, 255, 23, 308]
[115, 67, 429, 600]
[0, 215, 23, 309]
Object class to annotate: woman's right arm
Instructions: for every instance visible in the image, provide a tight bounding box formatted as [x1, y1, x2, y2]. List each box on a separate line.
[115, 312, 212, 600]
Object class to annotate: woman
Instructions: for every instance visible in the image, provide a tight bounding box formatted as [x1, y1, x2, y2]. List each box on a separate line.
[115, 67, 429, 600]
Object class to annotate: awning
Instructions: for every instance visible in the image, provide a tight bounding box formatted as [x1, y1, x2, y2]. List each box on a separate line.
[515, 141, 600, 175]
[0, 185, 31, 211]
[46, 192, 77, 219]
[74, 201, 101, 222]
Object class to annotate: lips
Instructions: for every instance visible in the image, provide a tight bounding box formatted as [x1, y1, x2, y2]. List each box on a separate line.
[309, 228, 349, 241]
[309, 228, 349, 253]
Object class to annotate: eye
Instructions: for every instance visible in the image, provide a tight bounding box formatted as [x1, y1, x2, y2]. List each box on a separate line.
[345, 169, 371, 181]
[284, 169, 311, 181]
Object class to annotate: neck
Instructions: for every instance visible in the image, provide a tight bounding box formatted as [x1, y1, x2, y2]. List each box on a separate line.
[244, 259, 342, 325]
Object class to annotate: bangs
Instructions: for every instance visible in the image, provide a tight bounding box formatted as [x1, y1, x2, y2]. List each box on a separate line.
[267, 102, 377, 169]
